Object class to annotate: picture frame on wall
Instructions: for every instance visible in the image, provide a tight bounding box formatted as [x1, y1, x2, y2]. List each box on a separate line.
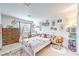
[50, 27, 57, 31]
[59, 24, 64, 31]
[67, 27, 70, 32]
[42, 20, 49, 26]
[57, 19, 62, 23]
[71, 27, 76, 32]
[50, 27, 53, 30]
[52, 21, 55, 26]
[66, 27, 76, 32]
[54, 27, 57, 30]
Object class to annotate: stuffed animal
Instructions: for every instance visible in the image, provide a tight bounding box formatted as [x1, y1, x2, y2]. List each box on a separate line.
[50, 36, 63, 44]
[58, 36, 63, 43]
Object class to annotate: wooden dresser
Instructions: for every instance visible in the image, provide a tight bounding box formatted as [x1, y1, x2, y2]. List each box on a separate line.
[2, 28, 20, 46]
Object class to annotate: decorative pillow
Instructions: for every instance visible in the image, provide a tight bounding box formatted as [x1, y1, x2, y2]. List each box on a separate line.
[47, 34, 51, 38]
[44, 34, 47, 38]
[41, 34, 45, 38]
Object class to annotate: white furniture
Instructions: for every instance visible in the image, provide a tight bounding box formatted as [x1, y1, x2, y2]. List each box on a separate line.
[20, 37, 50, 56]
[0, 43, 21, 56]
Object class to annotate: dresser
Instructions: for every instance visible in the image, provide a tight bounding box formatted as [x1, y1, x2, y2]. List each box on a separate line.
[2, 28, 20, 46]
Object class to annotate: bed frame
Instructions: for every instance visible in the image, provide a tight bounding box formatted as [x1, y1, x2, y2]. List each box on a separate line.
[21, 40, 50, 56]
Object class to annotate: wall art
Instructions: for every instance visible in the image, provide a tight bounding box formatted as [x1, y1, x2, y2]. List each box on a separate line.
[42, 20, 49, 26]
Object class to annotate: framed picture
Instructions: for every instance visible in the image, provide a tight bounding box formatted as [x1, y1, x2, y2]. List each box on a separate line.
[50, 27, 53, 30]
[71, 27, 76, 32]
[54, 27, 57, 30]
[50, 27, 57, 31]
[67, 27, 70, 32]
[59, 24, 64, 31]
[52, 21, 55, 26]
[57, 19, 62, 23]
[42, 20, 49, 26]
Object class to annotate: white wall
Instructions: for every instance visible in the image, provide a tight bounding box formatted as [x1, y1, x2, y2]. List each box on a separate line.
[39, 4, 77, 48]
[77, 13, 79, 54]
[0, 12, 2, 49]
[2, 14, 19, 28]
[2, 14, 13, 28]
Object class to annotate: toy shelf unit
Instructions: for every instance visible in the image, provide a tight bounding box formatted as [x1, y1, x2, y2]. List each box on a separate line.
[67, 27, 77, 52]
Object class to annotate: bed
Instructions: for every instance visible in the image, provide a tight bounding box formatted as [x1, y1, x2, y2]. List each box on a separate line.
[20, 36, 50, 56]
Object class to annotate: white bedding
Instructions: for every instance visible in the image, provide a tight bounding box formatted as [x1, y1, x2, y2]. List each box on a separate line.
[21, 37, 50, 46]
[20, 37, 50, 55]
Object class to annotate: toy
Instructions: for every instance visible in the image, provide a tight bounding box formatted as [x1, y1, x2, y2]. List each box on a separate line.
[50, 36, 63, 50]
[68, 40, 76, 52]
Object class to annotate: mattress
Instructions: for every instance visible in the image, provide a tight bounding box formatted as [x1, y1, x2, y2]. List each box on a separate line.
[20, 37, 50, 55]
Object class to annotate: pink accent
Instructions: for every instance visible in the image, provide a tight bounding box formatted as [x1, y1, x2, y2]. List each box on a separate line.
[50, 36, 54, 44]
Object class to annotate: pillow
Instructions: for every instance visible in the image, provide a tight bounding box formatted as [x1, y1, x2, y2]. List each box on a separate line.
[46, 34, 51, 38]
[37, 33, 48, 38]
[44, 34, 47, 38]
[41, 34, 45, 38]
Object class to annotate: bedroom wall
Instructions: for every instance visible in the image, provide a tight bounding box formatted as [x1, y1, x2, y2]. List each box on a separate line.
[77, 13, 79, 54]
[1, 14, 19, 28]
[39, 4, 77, 48]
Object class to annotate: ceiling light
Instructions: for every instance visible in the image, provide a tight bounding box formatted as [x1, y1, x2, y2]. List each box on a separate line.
[24, 3, 31, 7]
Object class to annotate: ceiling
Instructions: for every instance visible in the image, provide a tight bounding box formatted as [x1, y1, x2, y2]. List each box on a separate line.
[0, 3, 75, 22]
